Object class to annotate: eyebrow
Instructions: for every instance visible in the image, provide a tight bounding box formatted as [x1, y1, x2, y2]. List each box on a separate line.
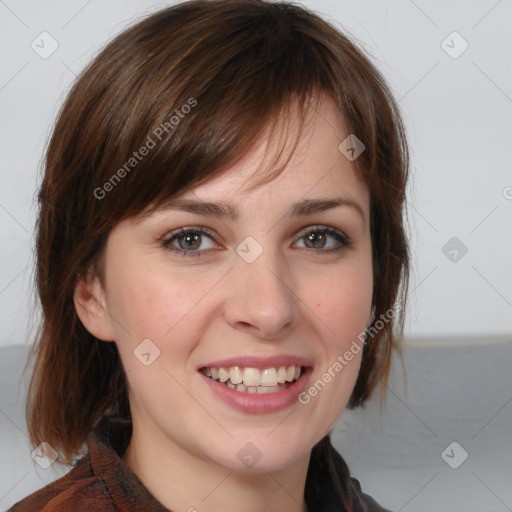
[158, 196, 366, 224]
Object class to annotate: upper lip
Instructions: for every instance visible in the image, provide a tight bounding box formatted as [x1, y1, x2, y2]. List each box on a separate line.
[199, 355, 314, 370]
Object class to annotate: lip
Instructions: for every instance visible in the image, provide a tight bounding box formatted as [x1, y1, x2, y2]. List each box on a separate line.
[199, 366, 313, 413]
[198, 355, 314, 370]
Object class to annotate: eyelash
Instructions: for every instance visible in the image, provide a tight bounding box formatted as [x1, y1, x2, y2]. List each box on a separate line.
[161, 225, 352, 258]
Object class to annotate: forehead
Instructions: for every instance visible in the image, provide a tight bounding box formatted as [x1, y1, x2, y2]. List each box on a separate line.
[179, 95, 368, 205]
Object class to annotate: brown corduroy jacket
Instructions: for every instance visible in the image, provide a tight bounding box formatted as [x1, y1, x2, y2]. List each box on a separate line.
[8, 415, 391, 511]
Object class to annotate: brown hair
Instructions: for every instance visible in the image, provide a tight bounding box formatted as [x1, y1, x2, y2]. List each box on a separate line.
[25, 0, 409, 506]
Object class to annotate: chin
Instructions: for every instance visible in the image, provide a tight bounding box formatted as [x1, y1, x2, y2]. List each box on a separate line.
[204, 433, 313, 473]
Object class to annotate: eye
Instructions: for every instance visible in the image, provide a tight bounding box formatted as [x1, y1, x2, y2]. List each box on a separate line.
[161, 227, 218, 257]
[161, 225, 352, 258]
[293, 225, 352, 254]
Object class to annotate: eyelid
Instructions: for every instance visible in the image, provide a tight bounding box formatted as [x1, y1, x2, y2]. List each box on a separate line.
[161, 225, 222, 250]
[162, 225, 218, 242]
[293, 224, 350, 244]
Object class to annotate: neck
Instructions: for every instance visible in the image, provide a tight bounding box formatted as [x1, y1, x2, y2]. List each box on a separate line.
[122, 417, 310, 512]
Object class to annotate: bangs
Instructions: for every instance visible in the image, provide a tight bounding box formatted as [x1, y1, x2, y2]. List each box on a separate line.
[130, 90, 324, 220]
[65, 1, 372, 226]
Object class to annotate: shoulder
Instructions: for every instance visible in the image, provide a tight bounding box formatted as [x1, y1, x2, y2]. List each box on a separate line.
[7, 455, 116, 512]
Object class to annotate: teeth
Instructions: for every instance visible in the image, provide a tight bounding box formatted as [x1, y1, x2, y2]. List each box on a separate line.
[218, 367, 230, 382]
[229, 366, 243, 385]
[202, 364, 304, 392]
[260, 368, 277, 386]
[256, 384, 281, 394]
[243, 367, 260, 387]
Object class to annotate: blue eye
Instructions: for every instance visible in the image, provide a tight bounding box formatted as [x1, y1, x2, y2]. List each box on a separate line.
[161, 225, 352, 258]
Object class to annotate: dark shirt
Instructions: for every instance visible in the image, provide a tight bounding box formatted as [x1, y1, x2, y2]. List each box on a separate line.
[8, 415, 391, 511]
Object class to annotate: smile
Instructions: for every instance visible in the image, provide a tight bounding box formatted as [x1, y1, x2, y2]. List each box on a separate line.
[200, 365, 303, 394]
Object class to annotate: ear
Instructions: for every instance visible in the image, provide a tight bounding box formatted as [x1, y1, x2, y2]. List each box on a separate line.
[73, 269, 116, 342]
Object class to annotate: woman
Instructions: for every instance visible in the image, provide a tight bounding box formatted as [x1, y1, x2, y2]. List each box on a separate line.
[11, 0, 409, 510]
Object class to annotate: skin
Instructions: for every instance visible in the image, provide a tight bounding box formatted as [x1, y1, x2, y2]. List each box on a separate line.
[74, 94, 373, 512]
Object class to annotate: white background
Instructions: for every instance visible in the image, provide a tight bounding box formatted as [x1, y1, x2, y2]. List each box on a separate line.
[0, 0, 511, 345]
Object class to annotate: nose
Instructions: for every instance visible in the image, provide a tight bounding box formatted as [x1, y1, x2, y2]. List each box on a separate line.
[223, 244, 299, 339]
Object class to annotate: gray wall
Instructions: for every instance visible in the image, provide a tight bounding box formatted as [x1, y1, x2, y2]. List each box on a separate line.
[1, 339, 511, 511]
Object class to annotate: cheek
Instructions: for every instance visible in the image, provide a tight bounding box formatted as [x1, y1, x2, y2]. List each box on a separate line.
[313, 257, 373, 348]
[103, 255, 219, 386]
[104, 261, 200, 402]
[296, 260, 371, 426]
[104, 254, 195, 339]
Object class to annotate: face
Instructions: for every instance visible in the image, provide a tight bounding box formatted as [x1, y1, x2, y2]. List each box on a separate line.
[90, 95, 373, 472]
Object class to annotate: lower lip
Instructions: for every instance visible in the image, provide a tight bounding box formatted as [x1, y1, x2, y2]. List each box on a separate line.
[200, 368, 312, 413]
